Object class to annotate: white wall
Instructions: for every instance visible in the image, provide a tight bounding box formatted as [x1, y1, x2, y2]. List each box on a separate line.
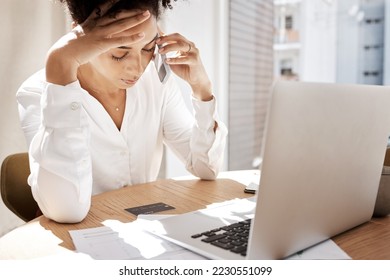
[300, 0, 337, 82]
[336, 0, 366, 84]
[161, 0, 229, 177]
[0, 0, 68, 237]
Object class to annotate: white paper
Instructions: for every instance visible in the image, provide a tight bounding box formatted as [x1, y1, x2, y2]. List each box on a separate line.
[69, 216, 206, 260]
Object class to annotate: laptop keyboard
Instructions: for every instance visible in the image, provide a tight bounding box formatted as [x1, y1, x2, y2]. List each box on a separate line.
[191, 219, 252, 257]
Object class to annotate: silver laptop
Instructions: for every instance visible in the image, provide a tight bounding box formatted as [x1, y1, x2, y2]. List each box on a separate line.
[150, 80, 390, 259]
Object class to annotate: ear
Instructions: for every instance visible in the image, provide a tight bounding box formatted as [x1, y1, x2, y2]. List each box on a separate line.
[71, 21, 78, 29]
[157, 25, 165, 36]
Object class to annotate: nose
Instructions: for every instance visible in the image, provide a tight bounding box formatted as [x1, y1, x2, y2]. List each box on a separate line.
[125, 53, 144, 79]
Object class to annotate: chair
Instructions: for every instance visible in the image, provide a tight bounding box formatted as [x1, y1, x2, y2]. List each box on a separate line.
[384, 147, 390, 167]
[373, 147, 390, 217]
[1, 153, 39, 222]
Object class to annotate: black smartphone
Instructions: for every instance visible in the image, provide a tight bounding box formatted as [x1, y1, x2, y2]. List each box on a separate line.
[244, 182, 259, 194]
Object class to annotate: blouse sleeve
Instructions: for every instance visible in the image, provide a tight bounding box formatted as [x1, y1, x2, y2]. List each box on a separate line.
[162, 78, 228, 179]
[17, 76, 92, 223]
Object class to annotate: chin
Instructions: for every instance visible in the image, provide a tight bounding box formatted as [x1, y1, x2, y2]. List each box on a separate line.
[123, 84, 136, 90]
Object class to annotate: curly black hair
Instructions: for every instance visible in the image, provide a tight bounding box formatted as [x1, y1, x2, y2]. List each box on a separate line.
[58, 0, 177, 23]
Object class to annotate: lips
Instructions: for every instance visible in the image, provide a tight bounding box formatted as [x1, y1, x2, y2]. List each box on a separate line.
[121, 79, 138, 85]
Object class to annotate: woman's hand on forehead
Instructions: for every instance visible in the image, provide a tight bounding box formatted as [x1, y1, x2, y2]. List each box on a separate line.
[45, 0, 153, 85]
[82, 5, 151, 41]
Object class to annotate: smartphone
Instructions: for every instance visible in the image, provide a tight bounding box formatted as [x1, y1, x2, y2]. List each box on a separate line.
[244, 182, 259, 194]
[154, 42, 171, 84]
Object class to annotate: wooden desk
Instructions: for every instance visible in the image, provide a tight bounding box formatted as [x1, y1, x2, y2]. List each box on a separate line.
[333, 216, 390, 259]
[1, 171, 389, 259]
[40, 178, 253, 251]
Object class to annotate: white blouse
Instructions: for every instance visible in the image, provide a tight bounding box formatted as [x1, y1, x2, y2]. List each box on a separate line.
[16, 64, 227, 223]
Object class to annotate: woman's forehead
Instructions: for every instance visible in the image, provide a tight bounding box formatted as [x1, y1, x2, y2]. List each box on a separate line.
[116, 15, 157, 48]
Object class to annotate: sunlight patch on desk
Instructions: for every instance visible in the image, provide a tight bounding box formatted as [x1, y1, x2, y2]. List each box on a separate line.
[104, 219, 171, 259]
[198, 198, 256, 224]
[0, 221, 72, 259]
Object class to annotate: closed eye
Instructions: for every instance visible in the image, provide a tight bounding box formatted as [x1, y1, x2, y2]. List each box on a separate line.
[142, 44, 156, 53]
[111, 51, 129, 62]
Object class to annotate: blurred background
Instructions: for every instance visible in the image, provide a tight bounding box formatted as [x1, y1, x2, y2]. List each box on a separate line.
[1, 0, 389, 236]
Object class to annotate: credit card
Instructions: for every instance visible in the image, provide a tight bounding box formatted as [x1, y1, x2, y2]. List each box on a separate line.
[125, 202, 175, 216]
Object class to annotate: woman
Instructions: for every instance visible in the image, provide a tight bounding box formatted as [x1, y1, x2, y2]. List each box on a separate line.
[16, 0, 227, 223]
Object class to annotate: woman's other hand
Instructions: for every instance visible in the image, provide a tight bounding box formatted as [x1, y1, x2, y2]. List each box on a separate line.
[156, 33, 213, 101]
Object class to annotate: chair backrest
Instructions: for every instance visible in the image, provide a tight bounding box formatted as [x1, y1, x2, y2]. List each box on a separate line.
[1, 153, 39, 222]
[384, 147, 390, 166]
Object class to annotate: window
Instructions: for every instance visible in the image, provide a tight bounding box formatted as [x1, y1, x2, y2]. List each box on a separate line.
[228, 0, 274, 170]
[285, 15, 293, 29]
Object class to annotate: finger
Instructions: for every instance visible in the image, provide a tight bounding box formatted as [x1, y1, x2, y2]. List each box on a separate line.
[102, 10, 151, 37]
[159, 41, 195, 55]
[109, 28, 143, 39]
[97, 9, 145, 26]
[157, 32, 186, 45]
[103, 32, 146, 49]
[165, 54, 196, 65]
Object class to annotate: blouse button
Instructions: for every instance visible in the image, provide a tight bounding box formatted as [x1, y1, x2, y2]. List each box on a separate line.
[70, 102, 80, 110]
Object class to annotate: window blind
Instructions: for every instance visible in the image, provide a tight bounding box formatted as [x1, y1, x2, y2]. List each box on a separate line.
[228, 0, 274, 170]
